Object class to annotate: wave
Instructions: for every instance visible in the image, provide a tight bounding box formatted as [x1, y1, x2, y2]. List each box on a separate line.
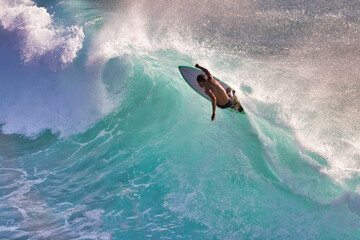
[0, 0, 117, 137]
[0, 0, 84, 69]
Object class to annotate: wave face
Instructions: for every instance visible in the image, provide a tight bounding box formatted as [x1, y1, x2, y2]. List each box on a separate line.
[1, 0, 360, 239]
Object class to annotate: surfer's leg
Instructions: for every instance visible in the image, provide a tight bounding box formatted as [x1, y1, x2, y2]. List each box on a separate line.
[226, 88, 244, 112]
[226, 87, 234, 100]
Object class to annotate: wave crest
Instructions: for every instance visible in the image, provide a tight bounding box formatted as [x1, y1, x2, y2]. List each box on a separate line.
[0, 0, 84, 69]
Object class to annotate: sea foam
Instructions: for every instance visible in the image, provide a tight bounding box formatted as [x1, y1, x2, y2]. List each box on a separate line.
[0, 0, 115, 137]
[0, 0, 84, 69]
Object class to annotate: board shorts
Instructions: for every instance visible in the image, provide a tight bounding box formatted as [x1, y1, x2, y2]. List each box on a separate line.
[217, 99, 233, 109]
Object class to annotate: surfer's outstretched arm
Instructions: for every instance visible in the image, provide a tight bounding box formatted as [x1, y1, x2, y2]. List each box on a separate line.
[205, 88, 216, 121]
[195, 64, 212, 78]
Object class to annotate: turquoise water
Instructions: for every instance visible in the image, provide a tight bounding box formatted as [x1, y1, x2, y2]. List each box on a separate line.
[1, 0, 360, 239]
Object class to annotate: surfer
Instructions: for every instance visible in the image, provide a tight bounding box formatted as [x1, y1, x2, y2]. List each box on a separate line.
[195, 64, 242, 121]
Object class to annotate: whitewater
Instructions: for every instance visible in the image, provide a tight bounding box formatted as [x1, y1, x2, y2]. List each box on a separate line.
[0, 0, 360, 239]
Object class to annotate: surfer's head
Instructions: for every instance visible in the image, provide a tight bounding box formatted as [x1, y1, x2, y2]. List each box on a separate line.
[197, 74, 207, 88]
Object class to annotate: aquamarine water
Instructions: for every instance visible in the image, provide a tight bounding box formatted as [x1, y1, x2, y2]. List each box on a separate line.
[1, 0, 360, 239]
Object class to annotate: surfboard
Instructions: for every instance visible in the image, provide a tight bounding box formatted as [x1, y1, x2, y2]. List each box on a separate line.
[178, 66, 245, 114]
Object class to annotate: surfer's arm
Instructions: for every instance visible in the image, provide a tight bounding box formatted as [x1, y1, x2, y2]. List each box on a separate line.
[195, 64, 212, 78]
[205, 88, 216, 121]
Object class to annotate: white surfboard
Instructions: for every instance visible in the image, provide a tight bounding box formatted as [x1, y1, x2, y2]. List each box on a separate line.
[178, 66, 245, 114]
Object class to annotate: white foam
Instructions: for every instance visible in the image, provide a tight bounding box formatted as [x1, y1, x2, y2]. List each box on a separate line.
[0, 0, 84, 69]
[87, 1, 214, 67]
[0, 0, 118, 137]
[87, 3, 153, 66]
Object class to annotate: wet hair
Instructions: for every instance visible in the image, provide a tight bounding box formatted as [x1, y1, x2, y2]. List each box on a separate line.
[197, 74, 207, 83]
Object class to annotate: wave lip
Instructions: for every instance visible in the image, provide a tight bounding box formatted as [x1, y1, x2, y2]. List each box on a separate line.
[0, 0, 84, 69]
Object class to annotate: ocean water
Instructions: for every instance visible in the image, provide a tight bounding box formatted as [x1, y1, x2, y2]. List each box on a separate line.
[1, 0, 360, 239]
